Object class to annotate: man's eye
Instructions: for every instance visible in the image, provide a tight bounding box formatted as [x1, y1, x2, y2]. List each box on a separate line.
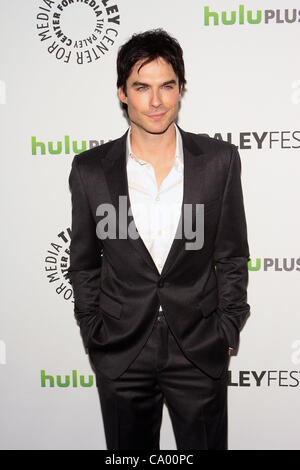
[137, 86, 147, 91]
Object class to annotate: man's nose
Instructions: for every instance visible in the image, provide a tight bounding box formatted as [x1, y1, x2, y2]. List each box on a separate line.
[150, 89, 162, 107]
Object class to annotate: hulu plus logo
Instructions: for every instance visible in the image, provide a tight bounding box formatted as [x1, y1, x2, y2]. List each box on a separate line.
[204, 5, 300, 26]
[248, 258, 300, 272]
[41, 370, 94, 388]
[31, 135, 107, 157]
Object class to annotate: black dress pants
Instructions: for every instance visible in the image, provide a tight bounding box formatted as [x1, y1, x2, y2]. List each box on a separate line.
[96, 311, 229, 450]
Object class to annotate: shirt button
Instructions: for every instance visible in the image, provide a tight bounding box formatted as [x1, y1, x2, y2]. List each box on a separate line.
[155, 195, 160, 201]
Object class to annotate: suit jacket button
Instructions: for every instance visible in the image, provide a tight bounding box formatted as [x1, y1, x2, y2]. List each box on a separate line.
[157, 278, 164, 288]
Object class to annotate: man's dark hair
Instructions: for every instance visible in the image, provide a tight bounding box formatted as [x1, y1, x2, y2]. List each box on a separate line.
[117, 28, 186, 113]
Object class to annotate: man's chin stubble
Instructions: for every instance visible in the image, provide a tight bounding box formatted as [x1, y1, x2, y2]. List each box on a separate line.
[131, 118, 175, 135]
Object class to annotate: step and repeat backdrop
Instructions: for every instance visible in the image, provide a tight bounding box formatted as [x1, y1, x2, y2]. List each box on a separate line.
[1, 0, 300, 450]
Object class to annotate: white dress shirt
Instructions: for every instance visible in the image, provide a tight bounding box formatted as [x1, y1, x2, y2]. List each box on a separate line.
[126, 124, 184, 312]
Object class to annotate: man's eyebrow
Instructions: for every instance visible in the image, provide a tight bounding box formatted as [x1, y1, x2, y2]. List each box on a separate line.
[131, 79, 177, 88]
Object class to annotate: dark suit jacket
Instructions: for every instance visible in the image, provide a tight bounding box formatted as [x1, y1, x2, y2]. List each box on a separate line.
[68, 127, 250, 380]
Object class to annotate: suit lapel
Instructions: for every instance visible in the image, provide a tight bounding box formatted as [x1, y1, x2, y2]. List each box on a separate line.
[100, 127, 209, 277]
[161, 128, 207, 276]
[100, 131, 160, 274]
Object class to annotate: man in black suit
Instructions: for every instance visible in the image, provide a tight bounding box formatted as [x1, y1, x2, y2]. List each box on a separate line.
[68, 29, 250, 450]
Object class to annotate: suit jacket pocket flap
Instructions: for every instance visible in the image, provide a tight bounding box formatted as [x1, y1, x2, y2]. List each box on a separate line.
[99, 291, 122, 319]
[199, 289, 218, 318]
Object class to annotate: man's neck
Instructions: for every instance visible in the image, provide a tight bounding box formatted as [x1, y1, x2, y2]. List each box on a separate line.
[130, 122, 177, 167]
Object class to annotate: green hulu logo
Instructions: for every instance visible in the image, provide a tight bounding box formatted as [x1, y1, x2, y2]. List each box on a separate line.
[41, 370, 94, 388]
[32, 136, 88, 156]
[204, 5, 262, 25]
[31, 136, 106, 156]
[248, 258, 261, 271]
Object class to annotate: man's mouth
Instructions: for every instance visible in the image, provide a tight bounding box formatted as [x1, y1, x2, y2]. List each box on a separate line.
[147, 112, 166, 120]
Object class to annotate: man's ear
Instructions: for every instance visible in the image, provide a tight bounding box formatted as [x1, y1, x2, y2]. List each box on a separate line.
[118, 86, 128, 104]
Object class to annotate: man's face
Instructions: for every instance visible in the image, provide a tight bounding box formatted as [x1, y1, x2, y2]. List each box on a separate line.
[118, 57, 182, 135]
